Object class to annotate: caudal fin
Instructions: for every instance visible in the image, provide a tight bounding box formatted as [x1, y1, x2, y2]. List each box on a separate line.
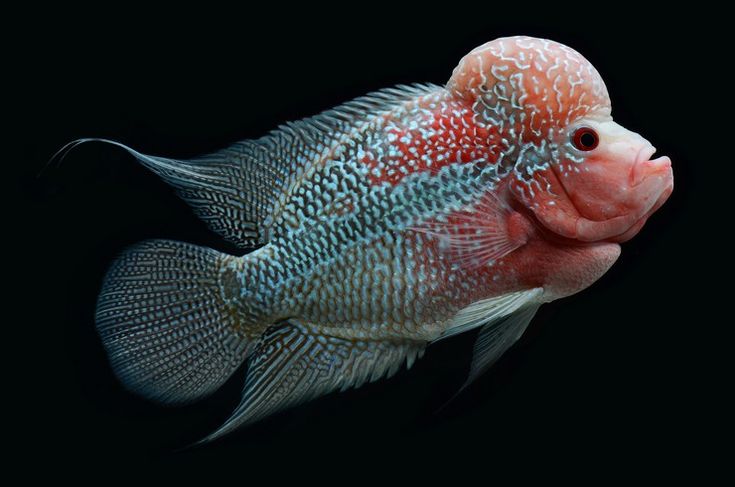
[95, 240, 251, 405]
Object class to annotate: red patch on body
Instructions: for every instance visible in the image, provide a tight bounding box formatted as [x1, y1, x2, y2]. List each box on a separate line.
[361, 99, 501, 185]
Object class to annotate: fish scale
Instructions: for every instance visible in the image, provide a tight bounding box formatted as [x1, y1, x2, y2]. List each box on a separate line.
[262, 84, 443, 238]
[67, 35, 673, 442]
[230, 163, 502, 337]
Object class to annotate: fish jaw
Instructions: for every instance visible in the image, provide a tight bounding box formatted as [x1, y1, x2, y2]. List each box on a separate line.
[572, 146, 673, 243]
[508, 119, 674, 244]
[630, 145, 672, 187]
[611, 165, 674, 242]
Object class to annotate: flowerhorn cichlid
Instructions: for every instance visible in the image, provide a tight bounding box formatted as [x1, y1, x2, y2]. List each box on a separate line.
[59, 36, 673, 442]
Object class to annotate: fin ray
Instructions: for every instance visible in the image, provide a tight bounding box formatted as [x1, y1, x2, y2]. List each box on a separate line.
[54, 84, 442, 248]
[440, 288, 542, 340]
[410, 190, 526, 269]
[200, 321, 425, 442]
[463, 304, 540, 390]
[96, 239, 252, 405]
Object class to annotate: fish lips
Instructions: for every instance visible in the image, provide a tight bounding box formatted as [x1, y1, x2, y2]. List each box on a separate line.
[612, 167, 673, 242]
[630, 146, 672, 188]
[610, 148, 674, 242]
[560, 147, 674, 243]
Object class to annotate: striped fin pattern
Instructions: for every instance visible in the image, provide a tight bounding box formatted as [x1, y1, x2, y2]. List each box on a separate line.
[409, 190, 523, 270]
[95, 240, 250, 405]
[439, 288, 542, 340]
[52, 84, 441, 249]
[183, 83, 443, 247]
[462, 304, 540, 389]
[246, 83, 443, 242]
[201, 320, 425, 442]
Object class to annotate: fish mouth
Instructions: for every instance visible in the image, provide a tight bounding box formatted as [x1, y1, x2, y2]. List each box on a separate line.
[630, 145, 672, 187]
[570, 147, 673, 242]
[610, 148, 673, 242]
[629, 145, 674, 220]
[611, 177, 673, 242]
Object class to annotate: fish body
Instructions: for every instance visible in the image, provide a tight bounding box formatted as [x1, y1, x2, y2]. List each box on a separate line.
[79, 36, 673, 441]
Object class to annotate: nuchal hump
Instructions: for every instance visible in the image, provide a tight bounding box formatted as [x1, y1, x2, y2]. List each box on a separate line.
[57, 35, 671, 444]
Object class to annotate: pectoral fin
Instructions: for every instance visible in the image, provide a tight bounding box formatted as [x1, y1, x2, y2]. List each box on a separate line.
[409, 190, 529, 270]
[200, 321, 425, 443]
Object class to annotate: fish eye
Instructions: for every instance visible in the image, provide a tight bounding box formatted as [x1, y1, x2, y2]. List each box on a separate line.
[572, 127, 599, 151]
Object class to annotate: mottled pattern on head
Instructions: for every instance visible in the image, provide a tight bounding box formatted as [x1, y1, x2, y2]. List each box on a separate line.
[447, 36, 611, 143]
[80, 35, 673, 439]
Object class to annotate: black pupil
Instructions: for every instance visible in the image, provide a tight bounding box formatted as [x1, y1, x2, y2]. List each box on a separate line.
[580, 131, 596, 148]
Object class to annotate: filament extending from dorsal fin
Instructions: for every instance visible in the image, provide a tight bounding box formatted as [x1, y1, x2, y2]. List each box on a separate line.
[46, 137, 266, 247]
[46, 138, 224, 182]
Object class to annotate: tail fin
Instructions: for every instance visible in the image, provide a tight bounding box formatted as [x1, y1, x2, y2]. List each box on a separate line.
[95, 240, 251, 405]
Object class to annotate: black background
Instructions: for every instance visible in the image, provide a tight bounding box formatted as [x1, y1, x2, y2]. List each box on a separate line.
[13, 6, 727, 480]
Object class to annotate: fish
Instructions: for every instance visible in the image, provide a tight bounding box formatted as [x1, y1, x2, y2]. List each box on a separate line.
[59, 35, 673, 442]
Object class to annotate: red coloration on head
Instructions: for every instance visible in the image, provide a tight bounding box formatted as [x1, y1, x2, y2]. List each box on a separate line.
[447, 36, 611, 145]
[446, 36, 673, 243]
[540, 120, 673, 242]
[362, 36, 672, 243]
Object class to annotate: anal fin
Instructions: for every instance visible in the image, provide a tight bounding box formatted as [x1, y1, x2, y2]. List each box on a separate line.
[201, 321, 425, 442]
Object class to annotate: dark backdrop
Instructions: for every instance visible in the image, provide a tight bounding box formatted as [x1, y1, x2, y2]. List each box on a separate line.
[13, 6, 726, 480]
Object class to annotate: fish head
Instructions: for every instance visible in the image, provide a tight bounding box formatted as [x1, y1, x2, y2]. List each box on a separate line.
[448, 36, 673, 243]
[540, 117, 673, 242]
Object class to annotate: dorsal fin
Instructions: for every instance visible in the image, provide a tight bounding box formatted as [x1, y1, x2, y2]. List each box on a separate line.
[249, 83, 441, 240]
[54, 83, 442, 249]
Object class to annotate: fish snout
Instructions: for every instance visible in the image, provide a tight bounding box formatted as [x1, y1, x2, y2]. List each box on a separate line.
[630, 145, 672, 188]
